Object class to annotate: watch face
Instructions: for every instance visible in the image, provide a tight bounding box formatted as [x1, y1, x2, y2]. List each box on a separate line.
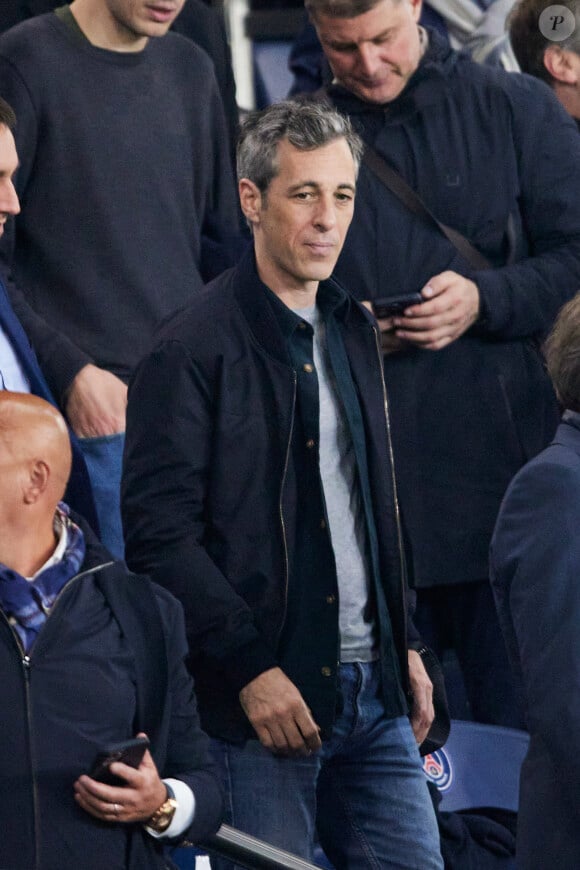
[149, 797, 178, 832]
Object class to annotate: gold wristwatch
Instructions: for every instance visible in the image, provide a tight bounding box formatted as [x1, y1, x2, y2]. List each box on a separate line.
[147, 785, 178, 833]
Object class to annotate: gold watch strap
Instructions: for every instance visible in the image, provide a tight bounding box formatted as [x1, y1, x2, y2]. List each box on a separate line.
[147, 785, 178, 833]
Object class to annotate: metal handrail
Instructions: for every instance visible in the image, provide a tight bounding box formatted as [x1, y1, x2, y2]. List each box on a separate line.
[198, 823, 322, 870]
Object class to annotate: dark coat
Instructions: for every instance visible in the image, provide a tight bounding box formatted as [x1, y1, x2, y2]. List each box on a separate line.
[0, 0, 53, 31]
[489, 415, 580, 869]
[0, 271, 97, 529]
[0, 0, 238, 156]
[123, 252, 417, 742]
[0, 10, 241, 400]
[328, 30, 580, 587]
[171, 0, 238, 160]
[0, 522, 223, 870]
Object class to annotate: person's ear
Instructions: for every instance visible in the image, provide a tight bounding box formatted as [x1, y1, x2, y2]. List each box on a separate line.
[23, 459, 50, 504]
[408, 0, 423, 24]
[544, 45, 580, 84]
[239, 178, 264, 229]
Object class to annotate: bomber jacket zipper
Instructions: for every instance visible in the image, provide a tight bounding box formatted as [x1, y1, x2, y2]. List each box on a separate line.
[372, 328, 408, 655]
[276, 372, 297, 644]
[0, 560, 114, 866]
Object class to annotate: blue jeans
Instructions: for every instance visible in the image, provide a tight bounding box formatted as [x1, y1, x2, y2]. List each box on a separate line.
[211, 662, 443, 870]
[78, 432, 125, 559]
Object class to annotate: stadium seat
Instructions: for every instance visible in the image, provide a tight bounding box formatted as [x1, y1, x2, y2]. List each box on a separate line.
[422, 719, 529, 812]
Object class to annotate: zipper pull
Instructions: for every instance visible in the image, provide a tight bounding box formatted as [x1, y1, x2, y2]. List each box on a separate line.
[22, 655, 31, 680]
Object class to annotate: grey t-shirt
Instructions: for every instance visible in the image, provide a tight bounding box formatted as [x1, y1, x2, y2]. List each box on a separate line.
[298, 303, 377, 662]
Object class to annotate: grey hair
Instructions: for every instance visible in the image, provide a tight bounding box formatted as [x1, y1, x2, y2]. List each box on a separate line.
[0, 98, 16, 131]
[305, 0, 397, 19]
[236, 99, 363, 192]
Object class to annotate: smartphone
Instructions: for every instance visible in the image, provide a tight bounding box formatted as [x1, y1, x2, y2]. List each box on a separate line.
[90, 736, 150, 786]
[372, 293, 424, 318]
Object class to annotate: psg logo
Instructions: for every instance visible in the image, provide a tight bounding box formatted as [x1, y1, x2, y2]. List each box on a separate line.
[422, 749, 453, 792]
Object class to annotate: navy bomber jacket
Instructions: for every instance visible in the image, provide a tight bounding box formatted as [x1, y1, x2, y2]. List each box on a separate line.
[123, 250, 419, 743]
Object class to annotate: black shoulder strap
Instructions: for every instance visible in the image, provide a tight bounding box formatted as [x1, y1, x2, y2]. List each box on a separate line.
[363, 146, 492, 272]
[95, 568, 167, 754]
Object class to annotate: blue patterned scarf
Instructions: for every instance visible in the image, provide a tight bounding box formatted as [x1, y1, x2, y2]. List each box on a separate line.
[0, 504, 86, 653]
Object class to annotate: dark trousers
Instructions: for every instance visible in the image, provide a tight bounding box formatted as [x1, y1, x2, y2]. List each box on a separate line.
[415, 581, 526, 729]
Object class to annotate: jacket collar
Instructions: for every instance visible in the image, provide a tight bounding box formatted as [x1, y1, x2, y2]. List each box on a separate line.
[70, 508, 117, 570]
[231, 245, 364, 365]
[554, 411, 580, 455]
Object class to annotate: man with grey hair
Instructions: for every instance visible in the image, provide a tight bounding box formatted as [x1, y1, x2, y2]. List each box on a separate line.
[122, 100, 443, 869]
[509, 0, 580, 125]
[306, 0, 580, 728]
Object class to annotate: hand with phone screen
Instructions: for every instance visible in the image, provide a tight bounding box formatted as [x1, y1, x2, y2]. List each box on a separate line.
[89, 736, 150, 787]
[369, 273, 480, 352]
[74, 732, 167, 825]
[367, 293, 425, 354]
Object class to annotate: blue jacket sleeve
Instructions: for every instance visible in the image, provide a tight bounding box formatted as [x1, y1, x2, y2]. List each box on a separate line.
[490, 456, 580, 792]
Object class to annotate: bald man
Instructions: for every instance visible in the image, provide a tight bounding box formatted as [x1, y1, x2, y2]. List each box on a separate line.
[0, 393, 222, 870]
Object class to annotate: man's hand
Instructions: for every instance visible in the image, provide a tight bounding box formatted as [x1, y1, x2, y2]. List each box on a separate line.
[239, 667, 322, 757]
[361, 300, 408, 355]
[66, 363, 127, 438]
[74, 734, 166, 825]
[391, 272, 480, 351]
[407, 650, 434, 746]
[376, 318, 409, 355]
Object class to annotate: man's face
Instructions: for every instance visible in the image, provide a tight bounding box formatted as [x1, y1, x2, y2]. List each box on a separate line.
[0, 125, 20, 239]
[102, 0, 186, 44]
[242, 137, 356, 295]
[314, 0, 423, 104]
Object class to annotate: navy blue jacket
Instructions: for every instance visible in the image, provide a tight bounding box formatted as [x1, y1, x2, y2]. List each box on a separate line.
[0, 272, 97, 529]
[328, 30, 580, 587]
[0, 520, 223, 870]
[123, 252, 418, 742]
[489, 415, 580, 869]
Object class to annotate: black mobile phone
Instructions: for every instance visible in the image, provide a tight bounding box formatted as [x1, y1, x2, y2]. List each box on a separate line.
[90, 736, 150, 786]
[372, 293, 424, 318]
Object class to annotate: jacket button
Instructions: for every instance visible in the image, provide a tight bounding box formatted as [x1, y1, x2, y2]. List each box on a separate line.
[320, 518, 326, 529]
[321, 666, 332, 677]
[326, 595, 336, 605]
[303, 363, 314, 373]
[306, 439, 315, 449]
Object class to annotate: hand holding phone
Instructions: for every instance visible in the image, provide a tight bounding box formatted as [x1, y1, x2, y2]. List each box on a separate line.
[89, 736, 150, 786]
[372, 293, 424, 319]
